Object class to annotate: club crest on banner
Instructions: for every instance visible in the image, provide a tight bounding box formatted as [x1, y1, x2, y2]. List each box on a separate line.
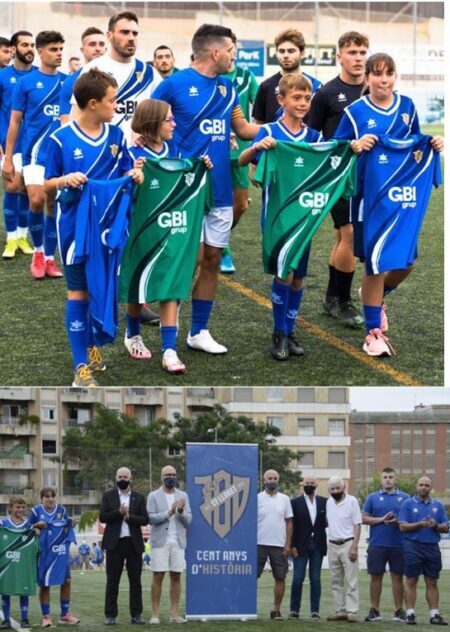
[195, 470, 250, 538]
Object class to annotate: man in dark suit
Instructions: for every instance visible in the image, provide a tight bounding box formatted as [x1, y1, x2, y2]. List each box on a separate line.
[289, 475, 327, 620]
[100, 466, 149, 625]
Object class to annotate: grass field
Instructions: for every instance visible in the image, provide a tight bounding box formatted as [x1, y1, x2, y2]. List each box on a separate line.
[3, 569, 449, 630]
[0, 126, 444, 387]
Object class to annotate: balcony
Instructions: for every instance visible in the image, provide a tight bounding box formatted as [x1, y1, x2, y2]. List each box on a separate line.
[60, 389, 102, 403]
[60, 489, 101, 504]
[186, 388, 215, 408]
[0, 420, 38, 435]
[0, 487, 33, 504]
[65, 418, 91, 428]
[125, 388, 164, 406]
[0, 388, 36, 401]
[0, 447, 35, 469]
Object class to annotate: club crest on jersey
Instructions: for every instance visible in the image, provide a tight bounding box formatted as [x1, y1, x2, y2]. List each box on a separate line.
[189, 86, 199, 96]
[413, 150, 423, 164]
[135, 71, 143, 83]
[218, 85, 227, 97]
[236, 76, 244, 85]
[402, 113, 410, 125]
[109, 144, 119, 158]
[185, 173, 195, 186]
[330, 155, 342, 170]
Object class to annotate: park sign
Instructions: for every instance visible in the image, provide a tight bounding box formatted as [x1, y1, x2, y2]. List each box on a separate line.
[236, 40, 265, 76]
[186, 443, 258, 620]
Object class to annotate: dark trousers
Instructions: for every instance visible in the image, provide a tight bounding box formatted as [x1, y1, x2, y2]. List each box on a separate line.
[104, 537, 143, 618]
[290, 539, 324, 614]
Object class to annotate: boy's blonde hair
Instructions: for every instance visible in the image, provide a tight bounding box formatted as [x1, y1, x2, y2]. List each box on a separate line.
[8, 495, 26, 512]
[278, 73, 312, 97]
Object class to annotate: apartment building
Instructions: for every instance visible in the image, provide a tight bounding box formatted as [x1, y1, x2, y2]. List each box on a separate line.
[350, 404, 450, 502]
[218, 387, 350, 495]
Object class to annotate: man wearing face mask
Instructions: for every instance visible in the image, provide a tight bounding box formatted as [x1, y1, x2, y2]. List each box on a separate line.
[289, 475, 327, 620]
[147, 465, 192, 624]
[257, 469, 293, 620]
[100, 466, 149, 625]
[326, 476, 362, 622]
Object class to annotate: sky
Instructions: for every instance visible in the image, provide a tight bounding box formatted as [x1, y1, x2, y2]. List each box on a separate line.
[349, 387, 450, 411]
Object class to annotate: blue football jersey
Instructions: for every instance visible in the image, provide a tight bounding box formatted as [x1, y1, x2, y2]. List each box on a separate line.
[361, 134, 441, 274]
[0, 517, 32, 530]
[12, 68, 66, 165]
[128, 140, 176, 161]
[0, 65, 35, 149]
[334, 92, 419, 140]
[74, 176, 133, 345]
[153, 67, 241, 207]
[59, 69, 81, 116]
[37, 519, 76, 587]
[29, 503, 68, 526]
[252, 121, 322, 227]
[45, 121, 132, 265]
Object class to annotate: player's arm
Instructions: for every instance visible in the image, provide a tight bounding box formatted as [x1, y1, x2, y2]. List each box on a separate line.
[239, 135, 276, 166]
[2, 110, 23, 181]
[362, 511, 395, 525]
[45, 172, 88, 195]
[430, 136, 444, 152]
[232, 112, 260, 141]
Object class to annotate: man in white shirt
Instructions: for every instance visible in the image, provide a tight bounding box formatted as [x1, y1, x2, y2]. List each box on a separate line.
[147, 465, 192, 624]
[326, 476, 362, 622]
[257, 469, 293, 621]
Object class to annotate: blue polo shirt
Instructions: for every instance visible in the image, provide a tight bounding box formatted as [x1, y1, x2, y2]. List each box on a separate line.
[363, 489, 409, 547]
[398, 496, 448, 544]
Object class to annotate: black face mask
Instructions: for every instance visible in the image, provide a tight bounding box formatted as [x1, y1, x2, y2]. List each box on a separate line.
[265, 482, 278, 491]
[117, 479, 130, 490]
[331, 491, 344, 501]
[304, 485, 316, 496]
[164, 477, 178, 489]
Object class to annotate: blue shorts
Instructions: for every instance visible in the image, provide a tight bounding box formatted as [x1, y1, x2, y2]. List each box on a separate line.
[367, 546, 404, 575]
[293, 242, 311, 280]
[64, 263, 87, 291]
[403, 540, 442, 579]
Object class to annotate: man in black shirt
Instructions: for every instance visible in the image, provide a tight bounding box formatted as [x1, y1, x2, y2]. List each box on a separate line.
[308, 31, 369, 328]
[252, 28, 321, 124]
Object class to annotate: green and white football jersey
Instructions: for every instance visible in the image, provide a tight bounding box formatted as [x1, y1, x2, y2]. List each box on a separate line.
[0, 527, 39, 595]
[223, 66, 259, 159]
[254, 140, 357, 279]
[119, 158, 213, 303]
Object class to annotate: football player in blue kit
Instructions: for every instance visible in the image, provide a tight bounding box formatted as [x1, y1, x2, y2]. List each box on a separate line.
[334, 53, 443, 357]
[153, 23, 259, 355]
[3, 30, 66, 280]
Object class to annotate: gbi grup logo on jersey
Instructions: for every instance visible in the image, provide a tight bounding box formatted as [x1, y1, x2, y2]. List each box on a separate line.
[199, 118, 226, 142]
[388, 186, 417, 209]
[115, 100, 137, 118]
[52, 544, 66, 554]
[299, 191, 330, 216]
[43, 104, 60, 119]
[158, 210, 188, 235]
[6, 550, 20, 562]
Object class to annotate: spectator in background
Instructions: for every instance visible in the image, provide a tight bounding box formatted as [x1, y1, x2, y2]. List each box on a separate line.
[0, 37, 11, 68]
[67, 56, 81, 74]
[153, 45, 178, 78]
[78, 539, 91, 572]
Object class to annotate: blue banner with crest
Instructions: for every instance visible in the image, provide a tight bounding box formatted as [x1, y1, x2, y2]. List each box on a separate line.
[186, 443, 258, 619]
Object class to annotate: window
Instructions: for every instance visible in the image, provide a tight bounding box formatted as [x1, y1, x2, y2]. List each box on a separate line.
[328, 451, 345, 468]
[1, 404, 27, 424]
[328, 419, 345, 436]
[42, 440, 57, 454]
[266, 416, 284, 432]
[41, 407, 56, 422]
[43, 471, 57, 487]
[167, 446, 181, 457]
[233, 388, 252, 402]
[67, 408, 91, 426]
[267, 387, 283, 402]
[328, 388, 347, 403]
[297, 418, 314, 436]
[298, 452, 314, 468]
[297, 388, 315, 403]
